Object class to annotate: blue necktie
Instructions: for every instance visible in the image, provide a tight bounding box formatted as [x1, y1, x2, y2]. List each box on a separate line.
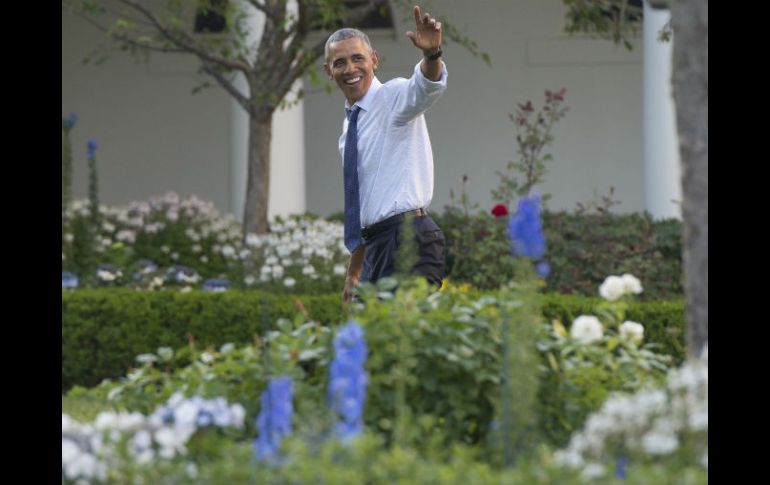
[344, 106, 363, 252]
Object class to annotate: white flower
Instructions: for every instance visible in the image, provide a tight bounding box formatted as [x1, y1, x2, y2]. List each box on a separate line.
[65, 452, 100, 480]
[116, 230, 136, 244]
[200, 352, 214, 364]
[64, 233, 74, 243]
[599, 275, 625, 301]
[192, 244, 202, 253]
[581, 463, 605, 479]
[171, 252, 179, 260]
[101, 222, 115, 233]
[619, 321, 644, 345]
[180, 286, 192, 293]
[239, 249, 251, 259]
[553, 449, 583, 468]
[334, 264, 347, 276]
[245, 233, 261, 247]
[221, 245, 235, 257]
[570, 315, 603, 344]
[200, 256, 209, 264]
[244, 275, 256, 286]
[131, 430, 152, 453]
[62, 438, 80, 466]
[265, 256, 278, 266]
[302, 265, 316, 276]
[161, 245, 171, 254]
[621, 273, 643, 294]
[166, 210, 179, 222]
[283, 277, 296, 288]
[641, 430, 679, 455]
[272, 265, 285, 278]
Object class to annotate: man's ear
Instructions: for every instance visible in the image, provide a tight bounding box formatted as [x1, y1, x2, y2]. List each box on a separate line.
[372, 51, 379, 70]
[323, 63, 332, 79]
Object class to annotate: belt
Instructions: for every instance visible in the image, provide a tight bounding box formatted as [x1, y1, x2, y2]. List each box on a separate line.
[361, 208, 428, 241]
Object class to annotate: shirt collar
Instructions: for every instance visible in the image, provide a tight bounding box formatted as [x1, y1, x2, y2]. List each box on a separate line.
[345, 76, 382, 112]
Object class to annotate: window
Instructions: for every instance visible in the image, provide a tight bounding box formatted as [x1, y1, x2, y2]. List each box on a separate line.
[194, 0, 228, 34]
[311, 0, 395, 31]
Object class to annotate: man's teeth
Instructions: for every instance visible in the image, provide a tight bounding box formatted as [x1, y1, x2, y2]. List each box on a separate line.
[345, 77, 361, 85]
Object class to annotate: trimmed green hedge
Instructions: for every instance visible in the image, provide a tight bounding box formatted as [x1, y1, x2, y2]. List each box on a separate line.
[62, 289, 684, 392]
[62, 289, 344, 392]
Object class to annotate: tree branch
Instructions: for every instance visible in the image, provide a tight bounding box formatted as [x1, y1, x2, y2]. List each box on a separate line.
[72, 9, 190, 54]
[114, 0, 251, 73]
[201, 62, 250, 112]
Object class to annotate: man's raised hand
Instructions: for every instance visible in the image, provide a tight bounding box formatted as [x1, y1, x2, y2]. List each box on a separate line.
[405, 5, 442, 53]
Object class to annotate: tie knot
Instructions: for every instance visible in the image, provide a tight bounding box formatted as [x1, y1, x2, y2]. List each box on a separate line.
[346, 106, 360, 120]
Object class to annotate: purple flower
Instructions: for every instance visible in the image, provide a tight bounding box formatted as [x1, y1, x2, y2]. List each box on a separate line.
[62, 271, 78, 289]
[328, 321, 368, 440]
[536, 261, 550, 278]
[253, 376, 294, 462]
[62, 113, 77, 130]
[507, 193, 546, 260]
[615, 455, 629, 480]
[203, 278, 231, 292]
[86, 139, 98, 161]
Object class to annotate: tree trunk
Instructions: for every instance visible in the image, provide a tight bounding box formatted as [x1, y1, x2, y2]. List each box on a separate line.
[671, 0, 708, 359]
[244, 113, 272, 235]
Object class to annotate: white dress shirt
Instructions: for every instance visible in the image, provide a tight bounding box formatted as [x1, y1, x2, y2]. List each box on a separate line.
[338, 60, 448, 228]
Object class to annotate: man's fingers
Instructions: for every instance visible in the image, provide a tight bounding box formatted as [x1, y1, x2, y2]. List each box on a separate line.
[413, 5, 421, 25]
[423, 12, 431, 24]
[434, 21, 441, 31]
[406, 31, 416, 43]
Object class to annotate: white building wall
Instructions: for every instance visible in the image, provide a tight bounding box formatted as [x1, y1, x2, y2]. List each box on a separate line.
[61, 12, 232, 213]
[64, 0, 653, 222]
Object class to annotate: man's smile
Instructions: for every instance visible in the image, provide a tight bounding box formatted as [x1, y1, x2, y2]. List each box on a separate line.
[345, 76, 362, 85]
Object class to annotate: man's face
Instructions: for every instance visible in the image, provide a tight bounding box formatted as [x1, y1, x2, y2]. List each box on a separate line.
[324, 38, 379, 105]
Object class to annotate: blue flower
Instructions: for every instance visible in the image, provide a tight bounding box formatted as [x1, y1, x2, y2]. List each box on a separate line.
[253, 376, 294, 462]
[62, 272, 78, 289]
[328, 321, 368, 440]
[507, 193, 546, 260]
[536, 261, 551, 278]
[615, 455, 629, 480]
[203, 278, 231, 292]
[86, 139, 98, 161]
[62, 113, 77, 130]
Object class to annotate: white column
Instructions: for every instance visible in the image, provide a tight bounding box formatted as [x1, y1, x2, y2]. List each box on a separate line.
[229, 1, 306, 223]
[643, 1, 682, 220]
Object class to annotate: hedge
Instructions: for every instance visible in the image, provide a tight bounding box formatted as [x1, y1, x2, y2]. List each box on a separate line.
[62, 289, 344, 392]
[62, 289, 684, 392]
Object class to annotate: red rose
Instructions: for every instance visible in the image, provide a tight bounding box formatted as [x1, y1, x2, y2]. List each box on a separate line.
[491, 204, 509, 217]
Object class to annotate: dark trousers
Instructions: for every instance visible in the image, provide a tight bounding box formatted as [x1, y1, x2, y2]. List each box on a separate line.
[360, 212, 446, 287]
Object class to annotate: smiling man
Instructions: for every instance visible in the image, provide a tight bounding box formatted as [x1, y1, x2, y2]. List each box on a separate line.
[324, 5, 447, 302]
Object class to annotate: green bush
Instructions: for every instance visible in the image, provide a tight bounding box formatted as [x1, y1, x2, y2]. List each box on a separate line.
[62, 289, 343, 392]
[540, 293, 686, 364]
[433, 209, 683, 300]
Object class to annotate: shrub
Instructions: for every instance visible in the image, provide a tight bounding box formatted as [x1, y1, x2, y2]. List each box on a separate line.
[434, 209, 683, 300]
[62, 289, 343, 391]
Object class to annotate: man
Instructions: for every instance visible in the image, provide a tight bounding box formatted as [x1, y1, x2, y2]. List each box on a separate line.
[324, 5, 448, 303]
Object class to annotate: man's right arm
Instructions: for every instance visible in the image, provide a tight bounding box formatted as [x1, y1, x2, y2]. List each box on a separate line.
[343, 245, 365, 303]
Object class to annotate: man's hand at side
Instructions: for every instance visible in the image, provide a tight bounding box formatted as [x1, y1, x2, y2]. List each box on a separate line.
[343, 245, 365, 303]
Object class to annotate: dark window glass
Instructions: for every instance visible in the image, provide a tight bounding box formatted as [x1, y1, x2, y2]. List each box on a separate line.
[311, 0, 394, 31]
[194, 0, 228, 34]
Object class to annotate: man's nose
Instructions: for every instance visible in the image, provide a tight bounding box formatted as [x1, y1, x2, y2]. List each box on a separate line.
[342, 60, 354, 73]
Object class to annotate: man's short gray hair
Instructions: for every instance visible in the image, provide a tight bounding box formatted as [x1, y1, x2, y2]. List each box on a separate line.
[324, 28, 373, 62]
